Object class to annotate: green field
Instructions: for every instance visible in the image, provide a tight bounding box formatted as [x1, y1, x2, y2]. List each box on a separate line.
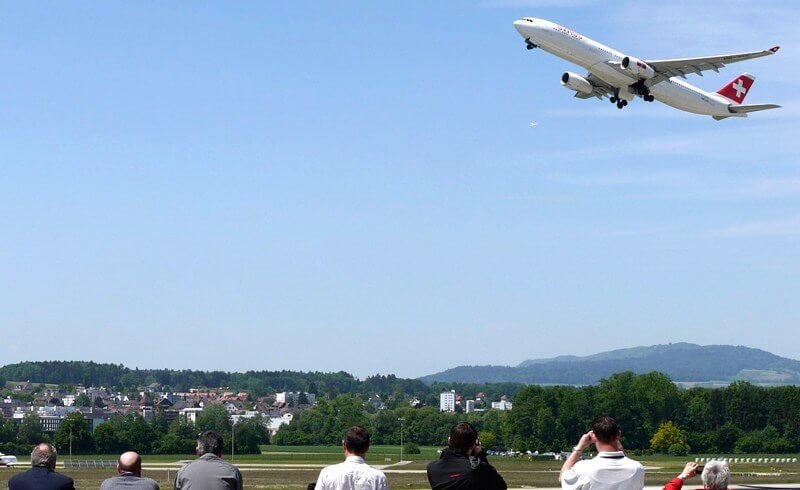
[1, 447, 798, 489]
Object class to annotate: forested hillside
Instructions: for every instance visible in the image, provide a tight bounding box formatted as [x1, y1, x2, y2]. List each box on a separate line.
[421, 343, 800, 385]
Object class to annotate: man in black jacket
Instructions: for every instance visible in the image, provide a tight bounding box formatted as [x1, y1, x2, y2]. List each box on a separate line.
[8, 443, 75, 490]
[426, 422, 507, 490]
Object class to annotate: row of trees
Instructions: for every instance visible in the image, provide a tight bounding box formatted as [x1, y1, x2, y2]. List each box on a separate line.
[3, 371, 799, 455]
[0, 405, 268, 456]
[276, 372, 800, 454]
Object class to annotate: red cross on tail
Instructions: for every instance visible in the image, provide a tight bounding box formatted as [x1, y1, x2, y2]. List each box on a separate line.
[716, 72, 756, 104]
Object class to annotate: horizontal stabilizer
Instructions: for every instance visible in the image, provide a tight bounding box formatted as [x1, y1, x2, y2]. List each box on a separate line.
[729, 103, 781, 114]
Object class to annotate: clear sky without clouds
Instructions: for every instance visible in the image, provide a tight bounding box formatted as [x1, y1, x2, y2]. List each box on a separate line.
[1, 1, 798, 379]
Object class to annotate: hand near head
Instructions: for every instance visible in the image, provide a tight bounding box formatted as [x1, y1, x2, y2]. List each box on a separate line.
[576, 431, 594, 451]
[680, 462, 699, 479]
[470, 438, 482, 456]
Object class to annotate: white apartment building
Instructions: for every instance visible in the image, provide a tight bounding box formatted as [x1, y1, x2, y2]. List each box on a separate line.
[180, 407, 204, 424]
[267, 413, 294, 436]
[275, 391, 316, 405]
[491, 400, 513, 410]
[440, 390, 456, 412]
[465, 400, 476, 413]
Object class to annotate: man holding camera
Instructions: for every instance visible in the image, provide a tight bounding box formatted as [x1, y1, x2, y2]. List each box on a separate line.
[426, 422, 507, 490]
[560, 416, 644, 490]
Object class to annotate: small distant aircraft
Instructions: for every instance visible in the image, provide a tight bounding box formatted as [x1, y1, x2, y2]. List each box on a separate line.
[0, 452, 19, 467]
[530, 121, 539, 127]
[513, 18, 780, 119]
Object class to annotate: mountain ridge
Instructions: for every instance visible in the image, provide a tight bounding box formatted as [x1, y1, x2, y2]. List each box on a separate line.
[420, 343, 800, 385]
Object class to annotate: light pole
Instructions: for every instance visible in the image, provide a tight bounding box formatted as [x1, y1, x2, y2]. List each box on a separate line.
[69, 425, 73, 462]
[398, 417, 405, 463]
[231, 418, 236, 461]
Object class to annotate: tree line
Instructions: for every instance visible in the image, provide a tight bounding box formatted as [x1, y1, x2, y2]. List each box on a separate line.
[0, 405, 268, 456]
[3, 371, 798, 455]
[276, 372, 800, 454]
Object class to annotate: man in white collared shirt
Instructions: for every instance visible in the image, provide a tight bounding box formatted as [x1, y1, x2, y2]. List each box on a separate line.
[559, 416, 644, 490]
[315, 426, 388, 490]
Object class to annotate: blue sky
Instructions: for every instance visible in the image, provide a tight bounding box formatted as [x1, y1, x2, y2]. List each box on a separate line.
[1, 1, 798, 379]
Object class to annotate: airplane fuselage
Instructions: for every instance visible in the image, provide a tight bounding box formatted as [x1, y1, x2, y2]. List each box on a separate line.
[514, 18, 739, 117]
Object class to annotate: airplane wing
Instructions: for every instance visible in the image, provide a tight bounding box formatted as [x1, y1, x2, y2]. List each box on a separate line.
[645, 46, 780, 86]
[574, 72, 615, 99]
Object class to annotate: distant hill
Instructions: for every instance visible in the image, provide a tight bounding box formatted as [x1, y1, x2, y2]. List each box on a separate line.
[419, 343, 800, 386]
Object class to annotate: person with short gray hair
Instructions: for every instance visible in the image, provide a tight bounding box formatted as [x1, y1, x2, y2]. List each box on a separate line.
[8, 443, 75, 490]
[662, 461, 731, 490]
[173, 430, 243, 490]
[701, 461, 731, 490]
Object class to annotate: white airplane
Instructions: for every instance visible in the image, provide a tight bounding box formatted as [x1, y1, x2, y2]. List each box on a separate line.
[513, 17, 780, 119]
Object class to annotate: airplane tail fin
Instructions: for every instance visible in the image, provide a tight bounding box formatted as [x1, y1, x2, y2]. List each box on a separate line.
[716, 73, 756, 103]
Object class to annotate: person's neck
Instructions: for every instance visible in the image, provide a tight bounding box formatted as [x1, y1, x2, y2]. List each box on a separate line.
[345, 451, 365, 459]
[595, 442, 620, 452]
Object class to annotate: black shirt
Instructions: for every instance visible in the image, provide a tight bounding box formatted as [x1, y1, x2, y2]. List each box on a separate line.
[426, 448, 507, 490]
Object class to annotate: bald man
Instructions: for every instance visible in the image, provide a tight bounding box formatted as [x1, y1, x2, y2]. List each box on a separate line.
[100, 451, 160, 490]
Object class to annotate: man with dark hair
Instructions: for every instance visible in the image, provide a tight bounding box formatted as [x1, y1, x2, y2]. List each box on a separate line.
[314, 426, 388, 490]
[101, 451, 159, 489]
[8, 443, 75, 490]
[560, 416, 644, 490]
[174, 430, 243, 490]
[426, 422, 507, 490]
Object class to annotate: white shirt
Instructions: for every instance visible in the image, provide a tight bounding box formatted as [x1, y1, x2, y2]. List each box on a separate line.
[315, 455, 389, 490]
[560, 451, 645, 490]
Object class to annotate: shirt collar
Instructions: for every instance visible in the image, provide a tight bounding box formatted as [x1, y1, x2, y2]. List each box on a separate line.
[597, 451, 626, 458]
[345, 455, 366, 464]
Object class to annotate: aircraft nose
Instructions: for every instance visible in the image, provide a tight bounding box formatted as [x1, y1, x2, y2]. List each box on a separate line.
[513, 19, 528, 36]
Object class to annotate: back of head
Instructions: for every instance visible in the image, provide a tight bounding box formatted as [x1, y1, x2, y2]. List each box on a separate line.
[31, 443, 57, 470]
[448, 422, 478, 453]
[118, 451, 142, 475]
[591, 416, 620, 444]
[344, 426, 371, 455]
[197, 430, 224, 456]
[702, 461, 730, 490]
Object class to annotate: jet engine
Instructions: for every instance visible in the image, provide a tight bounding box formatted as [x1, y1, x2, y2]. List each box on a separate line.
[621, 56, 655, 79]
[560, 72, 593, 95]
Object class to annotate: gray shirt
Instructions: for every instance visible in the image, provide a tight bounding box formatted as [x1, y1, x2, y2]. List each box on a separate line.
[100, 472, 160, 490]
[174, 453, 243, 490]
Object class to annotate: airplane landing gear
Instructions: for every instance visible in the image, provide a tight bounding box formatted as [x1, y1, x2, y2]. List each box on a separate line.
[644, 94, 655, 102]
[610, 89, 627, 108]
[525, 38, 537, 50]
